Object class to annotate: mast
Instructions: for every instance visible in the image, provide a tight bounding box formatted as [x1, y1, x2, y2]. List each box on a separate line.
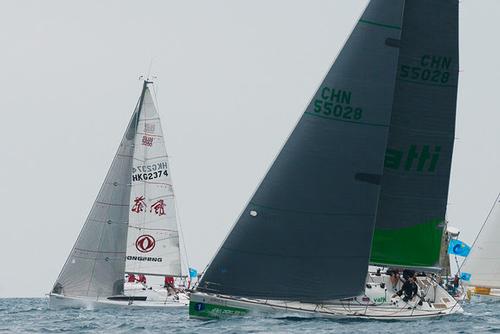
[137, 80, 152, 117]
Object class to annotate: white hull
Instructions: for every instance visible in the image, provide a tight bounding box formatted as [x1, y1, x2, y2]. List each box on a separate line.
[123, 282, 188, 302]
[190, 274, 463, 320]
[48, 291, 188, 310]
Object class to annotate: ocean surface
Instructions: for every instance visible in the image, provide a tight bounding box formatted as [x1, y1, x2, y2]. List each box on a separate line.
[0, 298, 498, 333]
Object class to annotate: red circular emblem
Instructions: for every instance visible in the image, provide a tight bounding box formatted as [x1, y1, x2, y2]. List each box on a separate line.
[135, 235, 156, 253]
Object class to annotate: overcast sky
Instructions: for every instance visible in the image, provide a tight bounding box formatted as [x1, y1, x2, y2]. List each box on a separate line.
[1, 0, 499, 298]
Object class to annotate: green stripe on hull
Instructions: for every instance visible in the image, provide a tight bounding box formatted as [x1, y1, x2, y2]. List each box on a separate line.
[370, 219, 443, 267]
[189, 301, 249, 319]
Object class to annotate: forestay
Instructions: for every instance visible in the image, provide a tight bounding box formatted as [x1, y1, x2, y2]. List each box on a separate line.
[51, 105, 138, 297]
[462, 195, 500, 288]
[125, 87, 182, 277]
[370, 0, 459, 268]
[198, 0, 404, 302]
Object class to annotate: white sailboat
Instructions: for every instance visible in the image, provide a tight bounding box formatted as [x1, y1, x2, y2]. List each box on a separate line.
[49, 80, 190, 309]
[190, 0, 463, 320]
[461, 194, 500, 301]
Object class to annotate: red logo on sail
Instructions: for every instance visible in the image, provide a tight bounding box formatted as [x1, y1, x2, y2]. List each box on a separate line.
[150, 199, 166, 216]
[142, 135, 154, 147]
[136, 234, 156, 253]
[131, 196, 146, 213]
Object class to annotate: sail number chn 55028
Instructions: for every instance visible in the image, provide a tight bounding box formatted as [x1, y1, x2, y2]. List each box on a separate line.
[399, 55, 452, 84]
[313, 87, 363, 121]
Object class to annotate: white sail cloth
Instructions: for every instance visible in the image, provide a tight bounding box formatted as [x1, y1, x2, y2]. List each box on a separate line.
[125, 88, 182, 277]
[52, 108, 137, 298]
[52, 83, 184, 299]
[462, 195, 500, 288]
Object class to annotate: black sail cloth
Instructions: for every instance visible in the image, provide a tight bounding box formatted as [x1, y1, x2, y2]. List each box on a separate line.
[198, 0, 405, 302]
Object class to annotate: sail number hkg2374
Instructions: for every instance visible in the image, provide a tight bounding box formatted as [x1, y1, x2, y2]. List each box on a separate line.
[132, 162, 168, 182]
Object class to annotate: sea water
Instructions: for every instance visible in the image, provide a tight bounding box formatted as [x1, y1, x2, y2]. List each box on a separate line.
[0, 298, 498, 333]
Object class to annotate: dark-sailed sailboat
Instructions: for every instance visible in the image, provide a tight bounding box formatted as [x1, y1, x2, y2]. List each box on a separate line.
[190, 0, 463, 319]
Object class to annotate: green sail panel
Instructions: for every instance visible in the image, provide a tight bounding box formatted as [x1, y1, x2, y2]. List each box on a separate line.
[370, 0, 459, 268]
[198, 0, 404, 302]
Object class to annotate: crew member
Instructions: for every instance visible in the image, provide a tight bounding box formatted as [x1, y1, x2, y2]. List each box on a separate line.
[394, 275, 418, 302]
[164, 275, 175, 287]
[164, 275, 176, 295]
[452, 274, 460, 294]
[386, 268, 400, 291]
[127, 273, 136, 283]
[402, 269, 416, 281]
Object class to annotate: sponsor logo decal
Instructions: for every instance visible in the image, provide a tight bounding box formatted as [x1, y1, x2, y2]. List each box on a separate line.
[373, 296, 386, 303]
[135, 234, 156, 253]
[131, 196, 146, 213]
[141, 135, 154, 147]
[150, 199, 166, 216]
[385, 145, 441, 173]
[126, 255, 162, 262]
[131, 197, 168, 216]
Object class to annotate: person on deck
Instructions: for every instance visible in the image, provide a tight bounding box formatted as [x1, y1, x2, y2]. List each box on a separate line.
[137, 274, 147, 284]
[164, 276, 174, 287]
[394, 275, 419, 302]
[164, 276, 176, 295]
[127, 273, 136, 283]
[402, 269, 416, 281]
[386, 268, 400, 291]
[452, 274, 460, 294]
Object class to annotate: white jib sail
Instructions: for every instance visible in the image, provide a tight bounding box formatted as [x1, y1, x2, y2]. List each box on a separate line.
[125, 86, 183, 277]
[462, 194, 500, 288]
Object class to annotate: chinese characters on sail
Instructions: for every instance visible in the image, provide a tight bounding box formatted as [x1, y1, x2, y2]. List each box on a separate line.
[131, 196, 146, 213]
[131, 197, 166, 216]
[142, 135, 154, 147]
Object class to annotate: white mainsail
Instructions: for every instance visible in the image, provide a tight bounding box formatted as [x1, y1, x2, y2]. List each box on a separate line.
[462, 194, 500, 288]
[125, 86, 183, 277]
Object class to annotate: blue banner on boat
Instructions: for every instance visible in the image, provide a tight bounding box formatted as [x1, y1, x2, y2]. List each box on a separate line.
[448, 239, 471, 257]
[189, 267, 198, 278]
[460, 272, 471, 281]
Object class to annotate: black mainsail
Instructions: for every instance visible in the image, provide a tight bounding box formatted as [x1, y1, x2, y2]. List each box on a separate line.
[370, 0, 459, 268]
[198, 0, 405, 301]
